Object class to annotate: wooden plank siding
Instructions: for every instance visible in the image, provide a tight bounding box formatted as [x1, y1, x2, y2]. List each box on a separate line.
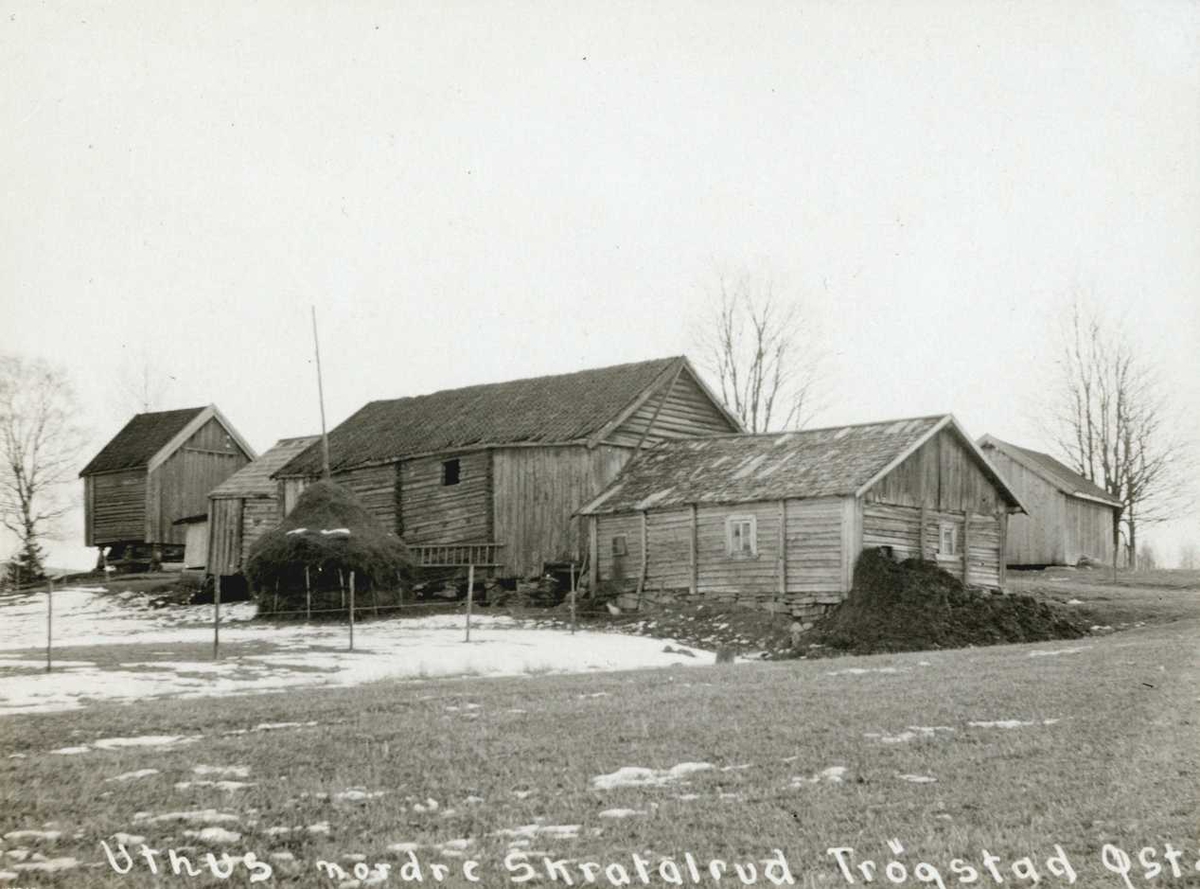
[492, 444, 630, 578]
[207, 497, 243, 576]
[865, 428, 1002, 515]
[983, 447, 1114, 566]
[146, 418, 250, 545]
[605, 368, 739, 447]
[89, 469, 146, 545]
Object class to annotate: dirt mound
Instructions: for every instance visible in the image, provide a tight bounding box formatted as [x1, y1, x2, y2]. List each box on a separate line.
[795, 549, 1088, 656]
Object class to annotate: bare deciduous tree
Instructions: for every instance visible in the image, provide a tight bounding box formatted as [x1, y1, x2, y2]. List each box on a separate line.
[692, 266, 825, 432]
[111, 347, 172, 415]
[1046, 300, 1189, 569]
[0, 354, 87, 581]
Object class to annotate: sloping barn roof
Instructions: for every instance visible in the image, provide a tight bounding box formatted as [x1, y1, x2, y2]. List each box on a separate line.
[81, 405, 255, 476]
[276, 357, 725, 477]
[81, 407, 208, 475]
[978, 435, 1122, 507]
[581, 414, 1024, 514]
[209, 436, 320, 500]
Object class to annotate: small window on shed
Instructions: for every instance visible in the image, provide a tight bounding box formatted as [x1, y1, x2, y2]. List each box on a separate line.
[612, 535, 628, 556]
[726, 515, 757, 557]
[441, 458, 461, 486]
[939, 522, 957, 556]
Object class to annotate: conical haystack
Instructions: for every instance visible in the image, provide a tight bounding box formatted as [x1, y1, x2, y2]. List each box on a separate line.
[244, 480, 412, 616]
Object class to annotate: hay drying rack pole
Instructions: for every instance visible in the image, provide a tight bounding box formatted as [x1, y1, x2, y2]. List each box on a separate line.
[312, 305, 332, 481]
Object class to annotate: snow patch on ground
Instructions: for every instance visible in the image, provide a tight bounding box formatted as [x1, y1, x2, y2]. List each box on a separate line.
[791, 766, 848, 786]
[969, 718, 1059, 729]
[598, 808, 647, 819]
[825, 667, 904, 676]
[183, 827, 242, 844]
[1028, 647, 1090, 658]
[0, 587, 712, 715]
[107, 769, 160, 782]
[897, 773, 937, 784]
[591, 763, 713, 790]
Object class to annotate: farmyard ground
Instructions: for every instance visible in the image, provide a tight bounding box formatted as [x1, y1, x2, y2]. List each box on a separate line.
[0, 571, 1197, 887]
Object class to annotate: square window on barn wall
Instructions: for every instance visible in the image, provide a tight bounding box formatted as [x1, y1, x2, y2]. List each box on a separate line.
[441, 458, 461, 486]
[612, 535, 628, 556]
[726, 515, 757, 557]
[939, 522, 957, 555]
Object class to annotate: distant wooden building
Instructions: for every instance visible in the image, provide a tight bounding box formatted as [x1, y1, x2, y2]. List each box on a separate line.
[272, 357, 741, 578]
[206, 435, 320, 578]
[978, 435, 1120, 567]
[579, 415, 1026, 619]
[80, 406, 256, 563]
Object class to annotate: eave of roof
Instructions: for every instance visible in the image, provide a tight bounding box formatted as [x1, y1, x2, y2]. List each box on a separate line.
[978, 434, 1122, 509]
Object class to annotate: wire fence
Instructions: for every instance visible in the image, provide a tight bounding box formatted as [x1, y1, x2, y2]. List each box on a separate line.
[31, 563, 581, 668]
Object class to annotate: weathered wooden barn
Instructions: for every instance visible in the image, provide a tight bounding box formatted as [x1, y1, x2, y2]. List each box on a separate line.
[272, 357, 742, 577]
[579, 415, 1026, 619]
[978, 435, 1120, 567]
[206, 435, 319, 578]
[80, 406, 255, 563]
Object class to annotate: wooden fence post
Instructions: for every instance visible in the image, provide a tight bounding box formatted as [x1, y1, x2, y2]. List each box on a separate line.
[213, 574, 221, 660]
[305, 565, 311, 621]
[569, 562, 577, 635]
[348, 571, 355, 651]
[46, 577, 53, 673]
[464, 564, 475, 642]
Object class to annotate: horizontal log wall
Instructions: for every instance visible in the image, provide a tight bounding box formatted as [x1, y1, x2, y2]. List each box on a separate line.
[333, 464, 398, 532]
[861, 503, 1002, 588]
[594, 496, 849, 618]
[241, 497, 279, 565]
[89, 469, 146, 545]
[400, 451, 490, 545]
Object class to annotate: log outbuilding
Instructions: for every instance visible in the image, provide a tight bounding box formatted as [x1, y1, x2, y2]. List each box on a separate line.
[205, 435, 320, 579]
[978, 435, 1121, 568]
[579, 415, 1027, 619]
[272, 357, 741, 578]
[80, 406, 255, 566]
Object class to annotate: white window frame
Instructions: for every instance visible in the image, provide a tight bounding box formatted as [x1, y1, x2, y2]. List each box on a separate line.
[726, 514, 758, 557]
[939, 521, 957, 556]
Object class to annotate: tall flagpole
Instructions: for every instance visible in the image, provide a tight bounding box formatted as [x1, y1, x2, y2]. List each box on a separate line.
[312, 306, 331, 480]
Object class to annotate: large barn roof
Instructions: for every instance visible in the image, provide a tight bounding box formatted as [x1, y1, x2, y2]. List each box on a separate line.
[978, 435, 1122, 508]
[580, 414, 1025, 515]
[80, 407, 208, 475]
[81, 405, 255, 476]
[209, 435, 320, 500]
[276, 356, 732, 477]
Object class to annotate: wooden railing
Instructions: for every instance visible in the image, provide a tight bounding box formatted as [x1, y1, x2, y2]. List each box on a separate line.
[413, 543, 504, 567]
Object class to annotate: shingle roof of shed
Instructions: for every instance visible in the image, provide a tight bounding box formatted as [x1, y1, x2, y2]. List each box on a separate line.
[80, 407, 208, 475]
[978, 436, 1121, 507]
[276, 357, 690, 477]
[581, 414, 1022, 514]
[209, 436, 320, 499]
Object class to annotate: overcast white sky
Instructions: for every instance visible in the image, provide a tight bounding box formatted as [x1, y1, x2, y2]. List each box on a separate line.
[2, 1, 1198, 569]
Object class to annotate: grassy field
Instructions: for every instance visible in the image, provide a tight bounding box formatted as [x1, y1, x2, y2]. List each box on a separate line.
[0, 572, 1197, 887]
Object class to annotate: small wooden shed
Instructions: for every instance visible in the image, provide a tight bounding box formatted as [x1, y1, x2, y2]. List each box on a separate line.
[80, 406, 255, 563]
[206, 435, 319, 578]
[579, 415, 1027, 619]
[272, 357, 742, 578]
[978, 435, 1121, 567]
